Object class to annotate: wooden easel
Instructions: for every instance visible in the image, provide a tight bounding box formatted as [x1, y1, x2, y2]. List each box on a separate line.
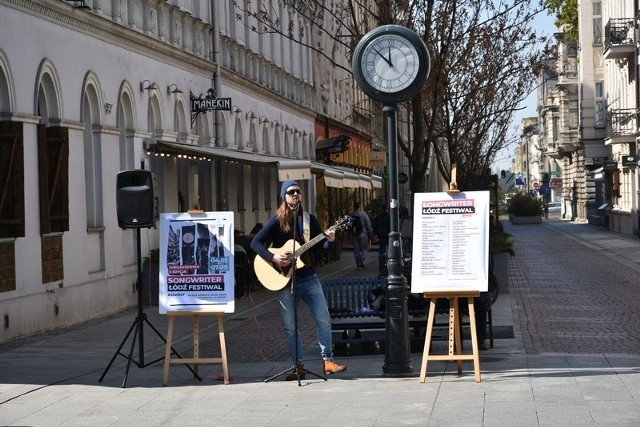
[447, 163, 460, 194]
[419, 165, 481, 383]
[163, 311, 229, 385]
[419, 291, 481, 382]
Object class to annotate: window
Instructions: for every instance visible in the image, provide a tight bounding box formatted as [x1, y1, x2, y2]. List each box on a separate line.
[565, 46, 578, 75]
[38, 125, 70, 234]
[236, 163, 245, 211]
[263, 167, 272, 211]
[0, 121, 25, 238]
[251, 166, 259, 211]
[620, 169, 632, 210]
[569, 100, 579, 129]
[595, 82, 605, 128]
[593, 2, 602, 45]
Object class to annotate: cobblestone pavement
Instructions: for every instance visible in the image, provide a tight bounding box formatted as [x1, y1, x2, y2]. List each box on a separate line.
[195, 248, 381, 367]
[149, 220, 640, 365]
[5, 221, 640, 426]
[504, 220, 640, 355]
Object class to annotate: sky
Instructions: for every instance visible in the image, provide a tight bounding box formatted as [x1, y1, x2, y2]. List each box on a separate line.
[491, 9, 557, 174]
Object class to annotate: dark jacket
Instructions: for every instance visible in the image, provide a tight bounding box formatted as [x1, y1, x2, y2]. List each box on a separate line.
[250, 211, 326, 279]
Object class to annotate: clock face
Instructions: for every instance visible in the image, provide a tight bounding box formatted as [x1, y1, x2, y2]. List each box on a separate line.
[352, 25, 429, 103]
[361, 34, 420, 94]
[182, 232, 195, 244]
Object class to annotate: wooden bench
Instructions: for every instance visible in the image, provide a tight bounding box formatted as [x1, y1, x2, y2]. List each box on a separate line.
[321, 276, 494, 346]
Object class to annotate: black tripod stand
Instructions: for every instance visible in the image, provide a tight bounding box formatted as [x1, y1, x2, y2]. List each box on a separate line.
[265, 207, 326, 385]
[99, 228, 201, 388]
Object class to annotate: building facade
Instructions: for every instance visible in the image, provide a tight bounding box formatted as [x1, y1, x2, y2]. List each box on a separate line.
[525, 0, 638, 233]
[601, 0, 638, 235]
[0, 0, 384, 343]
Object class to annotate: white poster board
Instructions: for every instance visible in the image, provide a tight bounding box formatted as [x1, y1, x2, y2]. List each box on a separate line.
[159, 212, 235, 314]
[410, 191, 489, 293]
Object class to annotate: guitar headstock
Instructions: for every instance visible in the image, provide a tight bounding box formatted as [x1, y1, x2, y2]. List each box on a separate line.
[332, 215, 352, 232]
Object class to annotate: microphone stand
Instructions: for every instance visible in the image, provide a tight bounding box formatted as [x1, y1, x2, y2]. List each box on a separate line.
[265, 203, 326, 385]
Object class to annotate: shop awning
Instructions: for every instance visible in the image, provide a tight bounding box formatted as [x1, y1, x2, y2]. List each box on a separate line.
[341, 171, 361, 188]
[152, 141, 311, 181]
[311, 162, 344, 188]
[358, 174, 372, 190]
[371, 175, 383, 189]
[323, 169, 344, 188]
[311, 162, 378, 189]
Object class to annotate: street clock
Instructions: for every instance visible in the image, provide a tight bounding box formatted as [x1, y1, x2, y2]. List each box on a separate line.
[352, 25, 430, 104]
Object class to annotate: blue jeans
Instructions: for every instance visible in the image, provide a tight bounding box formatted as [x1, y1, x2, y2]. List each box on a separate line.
[277, 273, 333, 364]
[351, 232, 369, 266]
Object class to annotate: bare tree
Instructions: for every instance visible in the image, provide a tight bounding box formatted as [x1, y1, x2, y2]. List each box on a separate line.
[235, 0, 549, 193]
[407, 0, 548, 192]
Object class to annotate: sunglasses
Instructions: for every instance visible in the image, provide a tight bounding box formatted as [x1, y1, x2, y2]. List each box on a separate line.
[286, 189, 302, 196]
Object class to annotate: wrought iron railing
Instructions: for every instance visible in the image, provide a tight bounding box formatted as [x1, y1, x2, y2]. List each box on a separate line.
[606, 108, 640, 139]
[604, 18, 634, 51]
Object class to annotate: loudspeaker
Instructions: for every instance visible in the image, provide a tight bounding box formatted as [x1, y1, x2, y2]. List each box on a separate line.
[116, 170, 155, 229]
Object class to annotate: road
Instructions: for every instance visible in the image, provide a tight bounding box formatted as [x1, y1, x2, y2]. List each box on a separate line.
[505, 219, 640, 355]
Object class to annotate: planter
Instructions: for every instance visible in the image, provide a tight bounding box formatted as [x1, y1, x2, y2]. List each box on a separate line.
[509, 214, 542, 225]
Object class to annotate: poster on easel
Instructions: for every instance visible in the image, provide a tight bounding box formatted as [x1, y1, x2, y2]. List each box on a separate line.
[158, 212, 235, 314]
[410, 191, 489, 293]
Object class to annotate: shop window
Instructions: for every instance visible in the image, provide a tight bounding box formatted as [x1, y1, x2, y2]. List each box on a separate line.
[251, 166, 259, 211]
[620, 170, 632, 211]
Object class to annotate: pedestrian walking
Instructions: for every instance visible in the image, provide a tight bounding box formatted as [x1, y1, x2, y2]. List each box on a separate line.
[349, 201, 373, 269]
[373, 204, 390, 275]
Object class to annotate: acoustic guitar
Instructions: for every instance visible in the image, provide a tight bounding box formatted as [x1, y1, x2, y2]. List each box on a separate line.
[253, 216, 351, 291]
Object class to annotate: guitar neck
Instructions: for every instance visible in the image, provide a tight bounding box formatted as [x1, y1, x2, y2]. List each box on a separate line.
[293, 227, 333, 258]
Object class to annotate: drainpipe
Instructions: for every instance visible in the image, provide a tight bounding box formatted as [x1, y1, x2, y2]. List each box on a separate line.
[636, 0, 640, 236]
[211, 0, 224, 210]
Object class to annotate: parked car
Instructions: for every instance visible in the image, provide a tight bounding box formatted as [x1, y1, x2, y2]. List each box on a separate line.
[547, 202, 561, 213]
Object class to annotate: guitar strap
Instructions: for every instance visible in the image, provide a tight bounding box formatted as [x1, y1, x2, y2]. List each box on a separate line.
[302, 212, 310, 243]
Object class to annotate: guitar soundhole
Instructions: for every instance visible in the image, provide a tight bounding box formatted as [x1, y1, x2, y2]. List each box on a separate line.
[272, 252, 294, 276]
[280, 264, 292, 276]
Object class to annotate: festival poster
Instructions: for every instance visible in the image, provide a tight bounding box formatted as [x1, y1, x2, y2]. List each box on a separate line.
[410, 191, 489, 293]
[158, 212, 235, 313]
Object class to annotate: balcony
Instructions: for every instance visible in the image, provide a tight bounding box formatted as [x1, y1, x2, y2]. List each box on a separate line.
[543, 141, 573, 160]
[603, 18, 635, 60]
[543, 147, 561, 159]
[556, 59, 578, 88]
[605, 108, 640, 144]
[559, 128, 580, 152]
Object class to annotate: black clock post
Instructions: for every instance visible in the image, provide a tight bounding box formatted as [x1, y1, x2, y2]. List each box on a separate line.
[352, 25, 429, 376]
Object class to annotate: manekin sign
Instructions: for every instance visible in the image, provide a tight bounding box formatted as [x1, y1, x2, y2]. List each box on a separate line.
[190, 91, 232, 125]
[191, 96, 231, 112]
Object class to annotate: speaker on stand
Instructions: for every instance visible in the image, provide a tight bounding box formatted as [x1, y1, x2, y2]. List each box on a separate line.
[99, 170, 200, 387]
[116, 169, 156, 229]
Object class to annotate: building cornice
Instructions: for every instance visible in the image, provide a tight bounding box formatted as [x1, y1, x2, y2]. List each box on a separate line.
[3, 0, 215, 76]
[221, 68, 314, 118]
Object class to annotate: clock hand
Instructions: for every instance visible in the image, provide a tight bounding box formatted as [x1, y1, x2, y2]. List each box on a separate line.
[387, 47, 394, 67]
[373, 47, 393, 67]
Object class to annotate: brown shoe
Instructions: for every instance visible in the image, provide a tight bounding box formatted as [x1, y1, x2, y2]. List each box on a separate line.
[285, 364, 305, 381]
[323, 359, 347, 375]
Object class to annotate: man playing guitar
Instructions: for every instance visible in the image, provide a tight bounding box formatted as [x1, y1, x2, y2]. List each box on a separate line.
[251, 180, 346, 381]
